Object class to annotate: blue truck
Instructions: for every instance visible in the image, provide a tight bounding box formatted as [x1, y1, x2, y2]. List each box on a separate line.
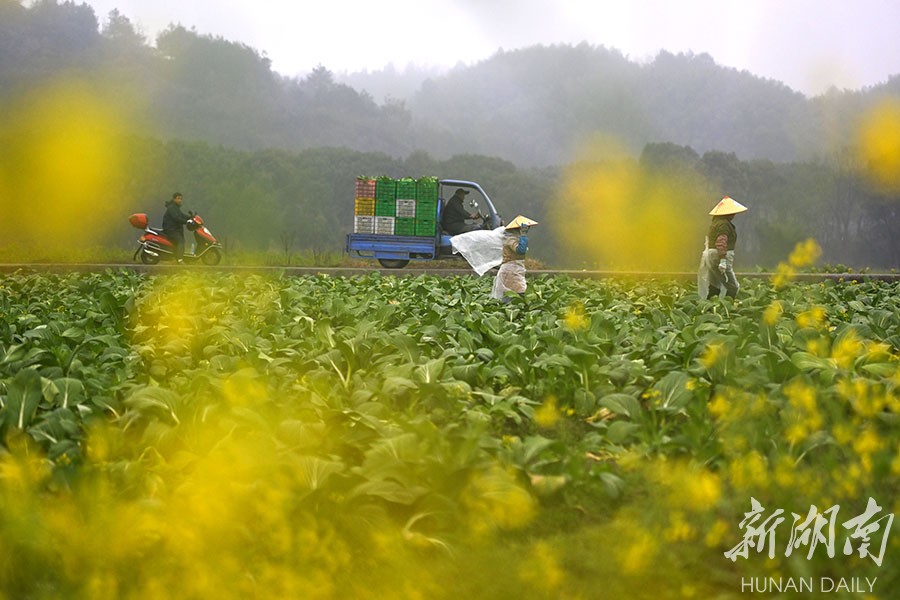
[345, 178, 503, 269]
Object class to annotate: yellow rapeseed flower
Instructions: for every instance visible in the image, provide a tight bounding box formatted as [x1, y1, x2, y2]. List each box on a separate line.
[785, 380, 818, 414]
[750, 393, 771, 416]
[853, 429, 884, 473]
[222, 369, 269, 407]
[863, 341, 892, 362]
[700, 342, 726, 369]
[782, 380, 823, 445]
[835, 463, 864, 499]
[796, 306, 827, 330]
[805, 336, 830, 357]
[788, 238, 822, 268]
[620, 527, 659, 574]
[772, 263, 795, 290]
[534, 396, 561, 428]
[705, 518, 730, 548]
[762, 300, 783, 326]
[728, 451, 769, 493]
[708, 393, 730, 420]
[687, 469, 722, 510]
[892, 451, 900, 476]
[563, 302, 588, 331]
[832, 422, 855, 445]
[652, 460, 722, 512]
[664, 511, 696, 542]
[773, 456, 798, 490]
[832, 330, 864, 369]
[518, 541, 565, 593]
[838, 378, 887, 417]
[785, 424, 807, 446]
[462, 465, 536, 536]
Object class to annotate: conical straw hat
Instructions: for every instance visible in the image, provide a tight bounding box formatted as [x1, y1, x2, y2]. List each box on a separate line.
[505, 215, 539, 230]
[709, 196, 748, 216]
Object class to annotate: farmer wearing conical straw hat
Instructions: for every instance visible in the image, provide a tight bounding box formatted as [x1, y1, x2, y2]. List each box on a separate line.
[491, 215, 538, 302]
[698, 197, 748, 300]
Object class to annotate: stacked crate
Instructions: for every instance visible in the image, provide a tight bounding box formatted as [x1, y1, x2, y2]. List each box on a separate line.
[396, 198, 416, 218]
[394, 178, 417, 236]
[415, 176, 439, 236]
[353, 176, 376, 233]
[375, 176, 396, 217]
[354, 175, 443, 237]
[373, 176, 397, 235]
[375, 216, 394, 235]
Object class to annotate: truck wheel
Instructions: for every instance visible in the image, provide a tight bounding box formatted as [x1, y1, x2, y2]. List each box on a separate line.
[378, 259, 409, 269]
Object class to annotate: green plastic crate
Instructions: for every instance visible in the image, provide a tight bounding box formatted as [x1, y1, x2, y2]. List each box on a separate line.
[415, 219, 436, 237]
[375, 177, 396, 201]
[375, 199, 396, 217]
[416, 176, 439, 202]
[396, 177, 417, 200]
[415, 199, 438, 220]
[394, 217, 416, 236]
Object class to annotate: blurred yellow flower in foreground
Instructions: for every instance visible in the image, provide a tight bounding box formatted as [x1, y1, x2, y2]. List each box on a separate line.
[796, 306, 827, 330]
[699, 342, 726, 369]
[728, 451, 770, 494]
[762, 300, 784, 326]
[772, 238, 821, 289]
[783, 380, 824, 445]
[534, 396, 561, 428]
[856, 98, 900, 193]
[463, 465, 536, 537]
[518, 541, 565, 593]
[831, 329, 864, 369]
[788, 238, 823, 268]
[620, 526, 659, 574]
[563, 301, 588, 331]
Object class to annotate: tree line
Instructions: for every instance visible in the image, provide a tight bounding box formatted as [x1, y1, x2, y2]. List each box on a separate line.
[0, 0, 897, 268]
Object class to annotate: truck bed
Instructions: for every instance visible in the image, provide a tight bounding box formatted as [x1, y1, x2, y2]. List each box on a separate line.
[346, 233, 453, 261]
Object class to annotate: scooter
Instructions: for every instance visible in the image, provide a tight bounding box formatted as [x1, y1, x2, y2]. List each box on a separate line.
[129, 212, 223, 265]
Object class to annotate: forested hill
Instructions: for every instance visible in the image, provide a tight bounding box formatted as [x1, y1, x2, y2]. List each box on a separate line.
[408, 44, 898, 166]
[2, 0, 898, 168]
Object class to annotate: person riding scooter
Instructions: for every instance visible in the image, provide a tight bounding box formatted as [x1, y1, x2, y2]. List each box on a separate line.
[162, 192, 193, 263]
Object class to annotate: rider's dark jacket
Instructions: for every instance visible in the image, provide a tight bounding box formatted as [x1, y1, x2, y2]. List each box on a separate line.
[162, 201, 191, 238]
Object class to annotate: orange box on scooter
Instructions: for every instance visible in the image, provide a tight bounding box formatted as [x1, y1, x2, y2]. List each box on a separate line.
[129, 213, 148, 229]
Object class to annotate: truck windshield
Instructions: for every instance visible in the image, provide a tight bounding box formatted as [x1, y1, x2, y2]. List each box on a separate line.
[440, 185, 486, 217]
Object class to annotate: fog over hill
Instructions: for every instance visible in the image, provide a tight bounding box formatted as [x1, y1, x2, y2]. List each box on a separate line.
[3, 1, 897, 168]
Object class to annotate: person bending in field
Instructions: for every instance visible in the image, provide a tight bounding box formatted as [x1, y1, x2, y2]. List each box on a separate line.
[491, 215, 538, 303]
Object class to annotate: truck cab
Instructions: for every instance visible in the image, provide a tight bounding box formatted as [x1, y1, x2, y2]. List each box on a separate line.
[346, 179, 503, 269]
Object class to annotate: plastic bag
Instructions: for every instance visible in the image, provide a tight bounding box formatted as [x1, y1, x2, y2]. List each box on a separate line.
[491, 261, 527, 299]
[451, 227, 506, 276]
[697, 247, 711, 299]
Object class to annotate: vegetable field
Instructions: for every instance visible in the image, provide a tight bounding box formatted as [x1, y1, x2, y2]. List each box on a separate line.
[1, 270, 898, 599]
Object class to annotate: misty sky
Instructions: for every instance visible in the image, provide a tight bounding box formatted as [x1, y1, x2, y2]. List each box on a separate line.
[75, 0, 900, 96]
